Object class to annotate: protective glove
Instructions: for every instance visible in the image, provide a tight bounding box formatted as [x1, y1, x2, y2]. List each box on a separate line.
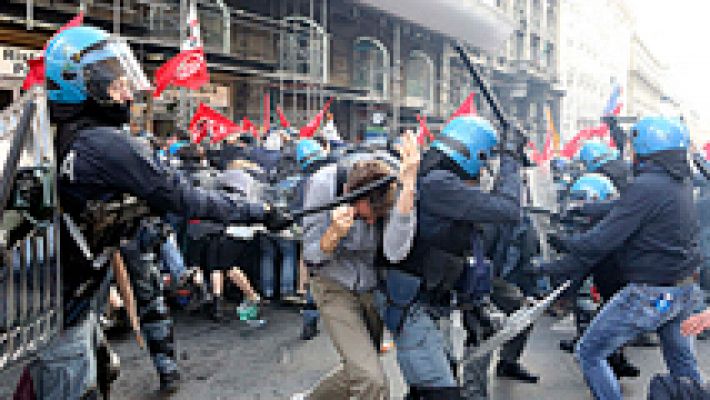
[262, 204, 294, 232]
[546, 232, 568, 253]
[500, 124, 532, 166]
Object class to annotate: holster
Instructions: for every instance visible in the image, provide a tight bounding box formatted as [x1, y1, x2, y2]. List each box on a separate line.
[383, 269, 422, 334]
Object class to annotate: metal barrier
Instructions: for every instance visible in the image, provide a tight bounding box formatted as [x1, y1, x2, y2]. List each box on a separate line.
[0, 87, 60, 371]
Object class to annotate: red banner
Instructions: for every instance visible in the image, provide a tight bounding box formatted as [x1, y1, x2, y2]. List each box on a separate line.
[188, 103, 239, 144]
[276, 105, 291, 128]
[153, 48, 209, 97]
[299, 98, 333, 138]
[241, 116, 258, 138]
[23, 12, 84, 90]
[448, 92, 477, 122]
[416, 114, 434, 145]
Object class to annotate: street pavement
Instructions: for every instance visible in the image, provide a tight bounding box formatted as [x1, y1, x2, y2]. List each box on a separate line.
[2, 304, 710, 399]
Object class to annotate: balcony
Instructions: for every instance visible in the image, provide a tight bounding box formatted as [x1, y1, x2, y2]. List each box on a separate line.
[354, 0, 515, 53]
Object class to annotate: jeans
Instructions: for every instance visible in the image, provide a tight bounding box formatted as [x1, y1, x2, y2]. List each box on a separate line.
[260, 236, 297, 298]
[160, 238, 187, 284]
[576, 283, 703, 400]
[302, 289, 320, 326]
[373, 292, 457, 388]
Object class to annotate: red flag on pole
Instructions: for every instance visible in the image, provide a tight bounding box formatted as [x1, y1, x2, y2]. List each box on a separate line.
[241, 117, 258, 138]
[448, 92, 477, 121]
[299, 98, 333, 138]
[22, 58, 46, 90]
[188, 103, 239, 144]
[153, 48, 209, 97]
[153, 2, 209, 97]
[276, 105, 291, 128]
[263, 92, 270, 134]
[416, 114, 434, 145]
[22, 12, 84, 90]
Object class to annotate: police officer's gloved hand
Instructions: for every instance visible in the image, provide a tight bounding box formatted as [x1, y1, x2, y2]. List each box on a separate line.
[500, 125, 532, 166]
[546, 232, 568, 253]
[262, 204, 294, 232]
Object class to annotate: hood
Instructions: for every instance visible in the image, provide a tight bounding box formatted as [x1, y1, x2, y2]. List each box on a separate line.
[635, 149, 692, 181]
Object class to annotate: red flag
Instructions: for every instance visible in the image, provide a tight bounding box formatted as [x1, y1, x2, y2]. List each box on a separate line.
[263, 92, 270, 134]
[188, 103, 239, 144]
[276, 105, 290, 128]
[153, 48, 209, 97]
[22, 57, 45, 90]
[448, 92, 477, 121]
[704, 142, 710, 161]
[153, 3, 208, 97]
[23, 12, 84, 90]
[416, 114, 434, 145]
[299, 98, 333, 138]
[241, 117, 258, 138]
[42, 11, 84, 52]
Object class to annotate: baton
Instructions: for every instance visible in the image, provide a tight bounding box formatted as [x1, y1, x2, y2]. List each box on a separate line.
[290, 174, 398, 220]
[112, 250, 145, 349]
[692, 153, 710, 181]
[453, 44, 528, 142]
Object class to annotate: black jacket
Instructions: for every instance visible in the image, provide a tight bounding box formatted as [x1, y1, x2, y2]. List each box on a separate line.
[547, 150, 700, 285]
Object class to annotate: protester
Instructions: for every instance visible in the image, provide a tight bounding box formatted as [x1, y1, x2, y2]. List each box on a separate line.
[294, 132, 419, 400]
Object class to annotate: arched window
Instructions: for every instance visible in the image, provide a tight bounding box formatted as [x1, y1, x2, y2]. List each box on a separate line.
[281, 16, 328, 81]
[353, 37, 389, 98]
[405, 51, 434, 111]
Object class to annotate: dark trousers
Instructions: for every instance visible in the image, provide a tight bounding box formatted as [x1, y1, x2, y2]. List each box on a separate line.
[490, 278, 531, 363]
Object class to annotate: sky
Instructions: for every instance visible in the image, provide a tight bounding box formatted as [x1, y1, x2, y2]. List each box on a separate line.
[627, 0, 710, 137]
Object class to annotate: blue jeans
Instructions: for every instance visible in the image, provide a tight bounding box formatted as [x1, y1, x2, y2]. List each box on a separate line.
[160, 239, 187, 284]
[576, 283, 703, 400]
[260, 236, 297, 298]
[374, 292, 457, 388]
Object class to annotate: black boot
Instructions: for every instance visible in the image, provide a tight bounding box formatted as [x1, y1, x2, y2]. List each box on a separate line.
[496, 361, 540, 383]
[211, 296, 226, 323]
[559, 337, 577, 354]
[608, 350, 640, 378]
[300, 318, 319, 341]
[159, 370, 181, 393]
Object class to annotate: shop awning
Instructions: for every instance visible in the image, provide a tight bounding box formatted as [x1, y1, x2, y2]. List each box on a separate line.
[354, 0, 515, 53]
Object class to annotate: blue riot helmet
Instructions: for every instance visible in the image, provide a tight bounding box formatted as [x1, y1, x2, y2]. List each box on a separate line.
[578, 141, 619, 172]
[631, 116, 690, 157]
[431, 116, 498, 178]
[569, 173, 618, 202]
[45, 26, 151, 104]
[296, 139, 327, 170]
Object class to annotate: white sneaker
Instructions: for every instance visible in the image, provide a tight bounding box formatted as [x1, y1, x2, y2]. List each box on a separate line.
[290, 393, 307, 400]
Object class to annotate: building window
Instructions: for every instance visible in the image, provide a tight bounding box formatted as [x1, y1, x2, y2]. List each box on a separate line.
[515, 31, 525, 60]
[405, 51, 435, 110]
[353, 37, 390, 98]
[281, 17, 327, 80]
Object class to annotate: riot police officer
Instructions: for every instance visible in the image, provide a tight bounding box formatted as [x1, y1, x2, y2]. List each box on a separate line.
[535, 117, 703, 400]
[44, 26, 289, 396]
[380, 116, 524, 399]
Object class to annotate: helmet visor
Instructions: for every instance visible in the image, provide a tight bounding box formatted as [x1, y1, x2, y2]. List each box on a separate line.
[80, 39, 152, 103]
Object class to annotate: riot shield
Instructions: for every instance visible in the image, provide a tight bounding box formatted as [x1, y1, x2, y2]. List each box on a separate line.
[0, 87, 60, 371]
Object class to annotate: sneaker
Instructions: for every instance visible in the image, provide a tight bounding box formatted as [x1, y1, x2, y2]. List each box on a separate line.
[496, 361, 540, 383]
[159, 371, 181, 393]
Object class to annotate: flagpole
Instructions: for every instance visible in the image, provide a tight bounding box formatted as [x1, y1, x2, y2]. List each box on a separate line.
[179, 0, 188, 131]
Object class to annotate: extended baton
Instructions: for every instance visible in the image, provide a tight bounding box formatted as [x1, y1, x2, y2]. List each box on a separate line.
[290, 174, 398, 220]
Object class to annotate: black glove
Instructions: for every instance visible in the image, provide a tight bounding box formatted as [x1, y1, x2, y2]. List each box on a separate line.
[500, 124, 532, 166]
[546, 232, 568, 253]
[262, 204, 294, 232]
